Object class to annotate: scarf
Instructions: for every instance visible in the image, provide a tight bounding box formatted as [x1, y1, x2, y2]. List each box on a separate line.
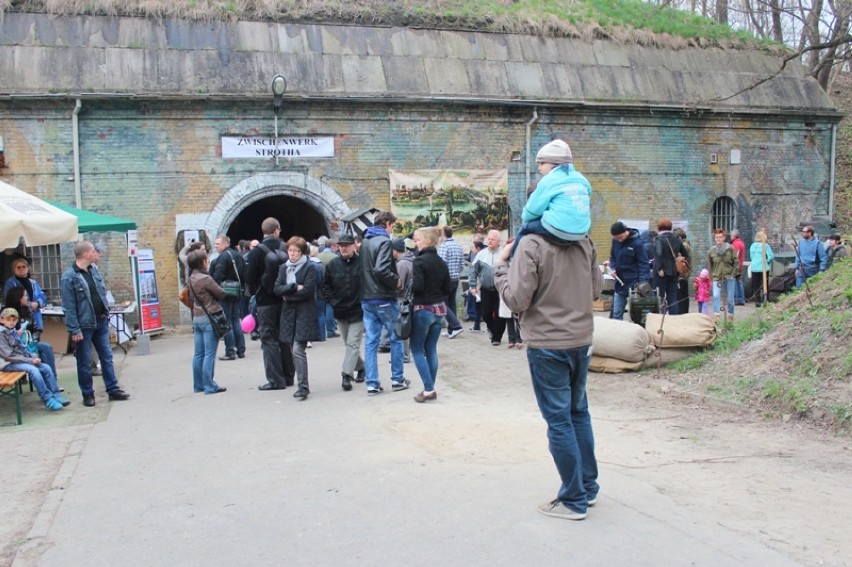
[285, 255, 308, 284]
[15, 277, 35, 301]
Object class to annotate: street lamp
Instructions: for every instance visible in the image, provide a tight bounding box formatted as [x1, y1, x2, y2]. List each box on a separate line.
[271, 75, 287, 165]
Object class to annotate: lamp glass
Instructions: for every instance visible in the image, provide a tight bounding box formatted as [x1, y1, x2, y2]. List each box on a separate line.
[272, 75, 287, 96]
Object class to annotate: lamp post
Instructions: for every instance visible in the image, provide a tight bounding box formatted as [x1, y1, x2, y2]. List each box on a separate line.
[271, 75, 287, 166]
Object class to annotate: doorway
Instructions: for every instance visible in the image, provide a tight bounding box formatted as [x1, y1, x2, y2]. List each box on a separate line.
[226, 195, 328, 243]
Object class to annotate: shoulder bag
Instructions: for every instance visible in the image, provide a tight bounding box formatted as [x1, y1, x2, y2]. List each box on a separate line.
[188, 277, 232, 340]
[665, 235, 691, 279]
[220, 250, 243, 298]
[395, 280, 414, 341]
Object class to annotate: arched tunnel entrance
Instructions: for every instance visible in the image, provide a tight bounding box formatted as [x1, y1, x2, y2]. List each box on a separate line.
[225, 195, 329, 243]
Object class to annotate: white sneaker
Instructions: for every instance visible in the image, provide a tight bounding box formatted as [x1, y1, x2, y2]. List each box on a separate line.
[537, 499, 587, 520]
[447, 328, 464, 339]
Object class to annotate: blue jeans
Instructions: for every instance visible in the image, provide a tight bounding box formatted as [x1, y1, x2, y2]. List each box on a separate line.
[410, 308, 445, 392]
[193, 317, 221, 393]
[315, 298, 328, 342]
[362, 300, 404, 389]
[76, 316, 120, 397]
[654, 273, 682, 315]
[734, 277, 745, 304]
[36, 342, 57, 377]
[4, 362, 60, 403]
[221, 300, 245, 358]
[796, 266, 819, 288]
[325, 303, 337, 335]
[712, 278, 736, 315]
[526, 346, 598, 514]
[611, 292, 628, 321]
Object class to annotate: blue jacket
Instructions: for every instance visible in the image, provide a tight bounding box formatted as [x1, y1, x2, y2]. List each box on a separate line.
[60, 263, 110, 335]
[608, 228, 650, 294]
[794, 237, 827, 274]
[3, 276, 47, 331]
[522, 164, 591, 240]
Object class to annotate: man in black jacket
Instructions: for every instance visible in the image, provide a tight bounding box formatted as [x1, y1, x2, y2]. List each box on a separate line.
[244, 217, 295, 390]
[321, 233, 365, 391]
[359, 211, 408, 396]
[607, 222, 650, 321]
[653, 218, 690, 315]
[211, 234, 246, 360]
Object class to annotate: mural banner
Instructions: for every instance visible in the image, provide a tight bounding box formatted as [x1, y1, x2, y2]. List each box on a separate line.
[388, 169, 509, 239]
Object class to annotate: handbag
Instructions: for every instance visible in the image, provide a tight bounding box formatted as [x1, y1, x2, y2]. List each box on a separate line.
[220, 250, 243, 298]
[665, 235, 691, 279]
[187, 277, 232, 340]
[395, 281, 413, 340]
[179, 285, 192, 308]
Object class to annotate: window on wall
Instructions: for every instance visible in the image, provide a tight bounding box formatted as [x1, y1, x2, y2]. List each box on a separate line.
[711, 196, 736, 234]
[26, 244, 63, 305]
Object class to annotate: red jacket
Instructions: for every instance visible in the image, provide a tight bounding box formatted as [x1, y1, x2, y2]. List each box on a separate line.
[731, 237, 745, 269]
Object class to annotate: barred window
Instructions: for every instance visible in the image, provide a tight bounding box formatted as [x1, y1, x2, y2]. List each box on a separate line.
[26, 244, 63, 305]
[711, 196, 736, 235]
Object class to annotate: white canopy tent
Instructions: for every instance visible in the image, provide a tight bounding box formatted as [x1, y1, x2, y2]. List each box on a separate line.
[0, 180, 78, 248]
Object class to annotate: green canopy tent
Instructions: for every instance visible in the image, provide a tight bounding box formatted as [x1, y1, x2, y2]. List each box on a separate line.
[45, 201, 136, 232]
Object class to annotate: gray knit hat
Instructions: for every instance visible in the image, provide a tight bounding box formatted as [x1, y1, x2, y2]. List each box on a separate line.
[536, 140, 573, 165]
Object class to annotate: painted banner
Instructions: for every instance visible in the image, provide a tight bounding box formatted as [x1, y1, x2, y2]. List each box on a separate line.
[221, 136, 334, 159]
[134, 249, 163, 333]
[388, 169, 509, 239]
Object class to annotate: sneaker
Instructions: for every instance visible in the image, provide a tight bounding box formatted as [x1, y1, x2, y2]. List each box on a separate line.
[354, 369, 366, 383]
[391, 379, 410, 392]
[367, 386, 385, 396]
[441, 331, 449, 337]
[45, 397, 64, 411]
[491, 341, 501, 346]
[468, 326, 481, 332]
[403, 356, 411, 364]
[588, 495, 598, 506]
[537, 499, 587, 521]
[54, 395, 71, 407]
[447, 327, 464, 339]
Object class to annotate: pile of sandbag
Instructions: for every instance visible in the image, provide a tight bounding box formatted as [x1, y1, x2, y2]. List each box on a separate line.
[589, 317, 656, 373]
[641, 313, 717, 368]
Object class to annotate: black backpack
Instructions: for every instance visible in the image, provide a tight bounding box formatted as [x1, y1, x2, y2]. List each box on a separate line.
[256, 242, 289, 295]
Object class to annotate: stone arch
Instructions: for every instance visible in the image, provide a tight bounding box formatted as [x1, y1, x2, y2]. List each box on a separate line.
[206, 172, 354, 237]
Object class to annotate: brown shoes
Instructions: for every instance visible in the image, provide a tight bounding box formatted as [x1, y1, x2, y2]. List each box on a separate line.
[414, 391, 437, 403]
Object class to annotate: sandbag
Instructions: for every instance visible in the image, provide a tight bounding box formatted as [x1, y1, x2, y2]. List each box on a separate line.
[644, 313, 716, 348]
[589, 355, 644, 374]
[641, 347, 703, 367]
[592, 317, 655, 363]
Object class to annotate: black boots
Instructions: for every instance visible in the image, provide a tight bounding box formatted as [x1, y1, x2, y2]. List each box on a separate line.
[341, 373, 353, 391]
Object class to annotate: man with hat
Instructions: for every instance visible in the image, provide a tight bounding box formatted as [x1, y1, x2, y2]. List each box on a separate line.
[320, 232, 365, 391]
[510, 138, 592, 257]
[607, 221, 650, 322]
[826, 234, 848, 269]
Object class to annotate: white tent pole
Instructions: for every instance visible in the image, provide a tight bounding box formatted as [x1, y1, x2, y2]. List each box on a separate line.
[72, 99, 83, 208]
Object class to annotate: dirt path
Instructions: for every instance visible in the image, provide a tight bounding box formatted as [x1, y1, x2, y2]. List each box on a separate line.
[2, 324, 850, 566]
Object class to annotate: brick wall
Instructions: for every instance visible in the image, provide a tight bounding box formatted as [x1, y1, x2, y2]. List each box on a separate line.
[0, 99, 835, 325]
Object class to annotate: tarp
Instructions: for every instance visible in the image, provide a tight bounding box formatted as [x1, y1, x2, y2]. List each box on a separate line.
[46, 201, 136, 233]
[0, 180, 79, 248]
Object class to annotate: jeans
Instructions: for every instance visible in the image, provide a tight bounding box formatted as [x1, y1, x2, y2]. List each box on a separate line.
[734, 277, 745, 304]
[4, 362, 60, 403]
[36, 342, 57, 377]
[325, 303, 338, 335]
[410, 308, 445, 392]
[653, 273, 682, 315]
[76, 316, 120, 397]
[506, 315, 523, 344]
[315, 298, 328, 342]
[338, 319, 365, 377]
[193, 317, 221, 393]
[611, 292, 628, 321]
[796, 266, 819, 288]
[221, 300, 245, 358]
[712, 278, 736, 315]
[362, 300, 404, 389]
[526, 345, 598, 513]
[256, 304, 295, 388]
[445, 279, 462, 331]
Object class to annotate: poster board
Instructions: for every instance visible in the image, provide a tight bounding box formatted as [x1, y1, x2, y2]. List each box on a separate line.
[134, 248, 163, 333]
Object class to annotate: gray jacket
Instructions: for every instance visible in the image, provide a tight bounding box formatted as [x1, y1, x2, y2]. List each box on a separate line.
[469, 247, 499, 290]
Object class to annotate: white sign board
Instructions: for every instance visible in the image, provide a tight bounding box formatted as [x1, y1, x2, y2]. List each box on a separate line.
[221, 136, 335, 159]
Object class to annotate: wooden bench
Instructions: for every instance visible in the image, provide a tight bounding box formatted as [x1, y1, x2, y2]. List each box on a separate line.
[0, 371, 28, 426]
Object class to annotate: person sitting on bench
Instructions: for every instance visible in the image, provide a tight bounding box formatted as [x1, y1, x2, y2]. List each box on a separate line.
[0, 308, 69, 411]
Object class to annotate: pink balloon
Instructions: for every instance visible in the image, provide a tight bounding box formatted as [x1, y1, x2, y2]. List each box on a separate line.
[240, 314, 256, 333]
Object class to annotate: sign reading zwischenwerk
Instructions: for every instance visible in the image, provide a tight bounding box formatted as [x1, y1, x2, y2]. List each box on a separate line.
[221, 136, 335, 159]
